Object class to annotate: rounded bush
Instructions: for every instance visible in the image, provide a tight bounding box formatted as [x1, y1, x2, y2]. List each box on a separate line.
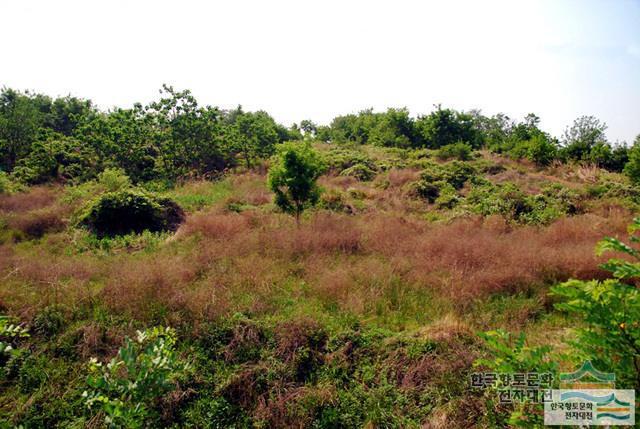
[80, 189, 185, 237]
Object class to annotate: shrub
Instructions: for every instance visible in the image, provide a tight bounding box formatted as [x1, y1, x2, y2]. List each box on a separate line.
[551, 219, 640, 389]
[476, 330, 557, 427]
[13, 136, 99, 185]
[32, 305, 68, 337]
[467, 182, 579, 224]
[435, 142, 473, 161]
[320, 189, 353, 214]
[339, 163, 377, 181]
[321, 147, 375, 173]
[408, 180, 441, 203]
[80, 189, 185, 237]
[434, 183, 460, 209]
[0, 172, 22, 194]
[83, 326, 189, 428]
[98, 168, 132, 192]
[409, 161, 476, 203]
[623, 143, 640, 185]
[524, 134, 557, 166]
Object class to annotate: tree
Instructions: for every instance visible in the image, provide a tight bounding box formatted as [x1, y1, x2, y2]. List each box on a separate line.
[368, 108, 419, 148]
[562, 115, 608, 161]
[624, 137, 640, 185]
[268, 142, 324, 225]
[525, 134, 558, 166]
[415, 105, 483, 149]
[0, 88, 43, 171]
[300, 119, 317, 138]
[234, 111, 280, 168]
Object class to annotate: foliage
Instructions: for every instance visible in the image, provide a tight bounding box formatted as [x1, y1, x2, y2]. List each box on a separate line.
[13, 134, 99, 184]
[0, 315, 30, 362]
[623, 142, 640, 185]
[321, 147, 376, 172]
[435, 142, 473, 161]
[0, 171, 22, 194]
[82, 326, 188, 428]
[476, 330, 557, 428]
[97, 168, 132, 192]
[268, 142, 324, 223]
[561, 115, 608, 162]
[523, 134, 558, 166]
[551, 218, 640, 389]
[416, 106, 483, 149]
[339, 163, 377, 181]
[80, 189, 185, 237]
[32, 305, 67, 337]
[466, 181, 580, 224]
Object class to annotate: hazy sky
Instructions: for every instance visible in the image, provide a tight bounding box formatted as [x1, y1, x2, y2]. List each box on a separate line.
[1, 0, 639, 142]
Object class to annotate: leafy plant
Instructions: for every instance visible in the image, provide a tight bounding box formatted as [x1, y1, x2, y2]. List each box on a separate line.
[79, 189, 185, 237]
[476, 330, 557, 428]
[82, 326, 189, 428]
[551, 218, 640, 389]
[268, 142, 324, 225]
[0, 315, 30, 360]
[98, 168, 132, 192]
[435, 142, 473, 161]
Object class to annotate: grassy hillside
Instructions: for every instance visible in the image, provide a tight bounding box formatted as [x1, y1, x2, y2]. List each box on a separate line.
[0, 144, 637, 428]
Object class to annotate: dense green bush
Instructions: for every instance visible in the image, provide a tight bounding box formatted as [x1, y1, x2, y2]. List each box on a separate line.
[321, 147, 375, 173]
[435, 142, 473, 161]
[409, 161, 476, 204]
[420, 161, 477, 190]
[83, 326, 189, 428]
[552, 220, 640, 389]
[0, 171, 22, 194]
[13, 136, 99, 184]
[80, 189, 185, 237]
[97, 168, 132, 192]
[340, 163, 377, 181]
[466, 181, 580, 224]
[624, 142, 640, 185]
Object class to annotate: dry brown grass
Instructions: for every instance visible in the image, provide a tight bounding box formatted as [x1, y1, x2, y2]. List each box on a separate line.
[7, 206, 68, 238]
[0, 173, 630, 328]
[0, 186, 60, 213]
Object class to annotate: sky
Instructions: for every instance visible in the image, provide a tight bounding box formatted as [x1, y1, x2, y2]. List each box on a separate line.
[1, 0, 639, 143]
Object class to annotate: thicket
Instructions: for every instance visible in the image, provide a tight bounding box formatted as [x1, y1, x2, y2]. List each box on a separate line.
[79, 189, 185, 237]
[1, 86, 638, 191]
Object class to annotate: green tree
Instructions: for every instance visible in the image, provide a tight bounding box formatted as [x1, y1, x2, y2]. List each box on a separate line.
[416, 105, 483, 149]
[0, 88, 43, 171]
[525, 134, 558, 166]
[300, 119, 317, 138]
[234, 111, 280, 168]
[147, 85, 231, 179]
[268, 142, 324, 225]
[624, 138, 640, 185]
[561, 115, 608, 161]
[368, 108, 419, 148]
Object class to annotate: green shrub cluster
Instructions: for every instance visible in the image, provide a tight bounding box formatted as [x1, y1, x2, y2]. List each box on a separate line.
[467, 182, 582, 224]
[79, 189, 185, 237]
[409, 161, 477, 203]
[435, 142, 474, 161]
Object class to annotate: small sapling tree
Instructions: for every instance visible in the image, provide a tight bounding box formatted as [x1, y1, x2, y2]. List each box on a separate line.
[268, 142, 324, 225]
